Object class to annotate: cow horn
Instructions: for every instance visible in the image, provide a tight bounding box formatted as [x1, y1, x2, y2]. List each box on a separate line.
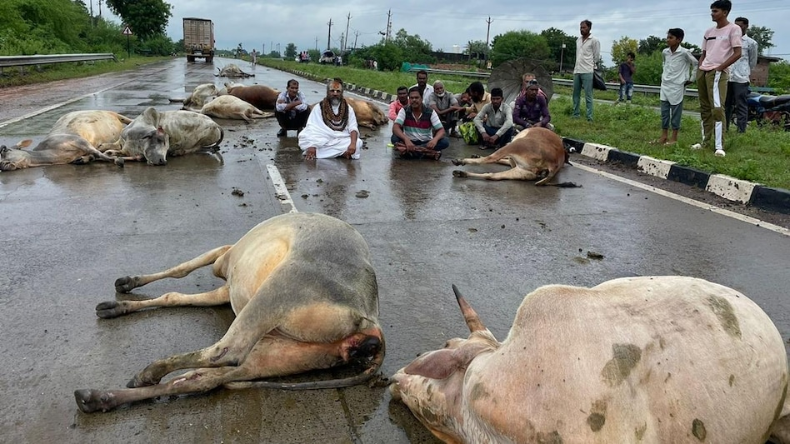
[452, 284, 486, 332]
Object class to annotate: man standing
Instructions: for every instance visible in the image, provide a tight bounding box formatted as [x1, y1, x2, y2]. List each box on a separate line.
[617, 52, 636, 105]
[275, 79, 310, 137]
[473, 87, 514, 150]
[250, 49, 258, 66]
[388, 86, 409, 121]
[411, 70, 434, 107]
[428, 80, 462, 136]
[298, 78, 362, 160]
[695, 0, 742, 157]
[572, 19, 601, 121]
[392, 87, 448, 160]
[725, 16, 758, 133]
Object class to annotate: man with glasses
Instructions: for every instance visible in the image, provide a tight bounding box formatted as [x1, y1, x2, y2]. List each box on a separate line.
[391, 87, 448, 160]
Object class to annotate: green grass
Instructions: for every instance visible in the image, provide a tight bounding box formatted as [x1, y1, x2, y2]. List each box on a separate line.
[0, 56, 171, 88]
[551, 85, 702, 113]
[261, 59, 789, 189]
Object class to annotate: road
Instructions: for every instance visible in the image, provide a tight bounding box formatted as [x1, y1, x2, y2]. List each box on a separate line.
[0, 58, 788, 443]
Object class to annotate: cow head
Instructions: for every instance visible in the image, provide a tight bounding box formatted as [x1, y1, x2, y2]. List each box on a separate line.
[390, 285, 500, 443]
[0, 139, 34, 171]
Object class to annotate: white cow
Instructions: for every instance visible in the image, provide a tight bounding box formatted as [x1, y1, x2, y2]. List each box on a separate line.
[200, 95, 272, 122]
[391, 276, 790, 444]
[182, 83, 220, 111]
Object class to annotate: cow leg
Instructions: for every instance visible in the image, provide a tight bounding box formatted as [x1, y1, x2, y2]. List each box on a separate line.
[455, 167, 537, 181]
[75, 366, 238, 413]
[534, 166, 560, 186]
[115, 245, 232, 293]
[96, 285, 230, 318]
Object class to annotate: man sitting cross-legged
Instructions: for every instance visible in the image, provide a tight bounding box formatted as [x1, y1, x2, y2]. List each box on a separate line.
[513, 80, 553, 132]
[429, 80, 463, 137]
[473, 87, 514, 150]
[275, 79, 310, 137]
[391, 87, 449, 160]
[298, 78, 362, 160]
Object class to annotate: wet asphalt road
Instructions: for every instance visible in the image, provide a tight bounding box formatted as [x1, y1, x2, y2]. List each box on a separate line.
[0, 58, 788, 443]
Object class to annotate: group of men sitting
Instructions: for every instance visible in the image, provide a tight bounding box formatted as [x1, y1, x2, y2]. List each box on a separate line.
[272, 70, 552, 162]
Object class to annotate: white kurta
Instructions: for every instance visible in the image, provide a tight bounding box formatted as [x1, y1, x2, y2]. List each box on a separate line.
[298, 102, 362, 159]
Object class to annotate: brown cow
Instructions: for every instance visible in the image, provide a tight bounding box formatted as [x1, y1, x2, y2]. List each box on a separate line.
[390, 277, 790, 444]
[344, 97, 388, 130]
[451, 127, 572, 185]
[1, 135, 123, 171]
[74, 212, 385, 413]
[226, 84, 280, 110]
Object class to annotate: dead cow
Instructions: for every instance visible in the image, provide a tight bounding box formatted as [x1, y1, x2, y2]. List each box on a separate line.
[182, 83, 220, 111]
[216, 63, 253, 78]
[344, 97, 388, 130]
[452, 127, 570, 185]
[390, 276, 790, 444]
[48, 110, 133, 147]
[226, 84, 280, 110]
[1, 135, 123, 171]
[101, 107, 224, 165]
[201, 95, 273, 122]
[74, 212, 385, 413]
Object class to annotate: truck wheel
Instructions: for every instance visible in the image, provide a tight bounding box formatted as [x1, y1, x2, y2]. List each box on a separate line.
[206, 57, 213, 63]
[187, 55, 195, 63]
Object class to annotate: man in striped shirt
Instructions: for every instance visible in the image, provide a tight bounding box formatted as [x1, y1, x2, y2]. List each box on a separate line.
[392, 87, 449, 160]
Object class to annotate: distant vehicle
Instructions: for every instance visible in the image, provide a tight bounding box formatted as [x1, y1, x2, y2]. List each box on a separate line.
[183, 18, 215, 63]
[319, 50, 335, 65]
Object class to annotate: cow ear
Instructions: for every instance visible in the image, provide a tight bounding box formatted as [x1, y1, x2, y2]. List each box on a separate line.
[404, 342, 490, 380]
[156, 126, 166, 135]
[17, 139, 33, 149]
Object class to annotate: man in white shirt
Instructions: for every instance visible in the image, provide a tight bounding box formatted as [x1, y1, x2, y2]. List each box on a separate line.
[653, 28, 698, 145]
[411, 70, 434, 107]
[725, 16, 758, 133]
[572, 19, 601, 121]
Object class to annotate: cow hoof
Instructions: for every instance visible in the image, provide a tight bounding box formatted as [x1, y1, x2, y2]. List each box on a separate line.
[451, 159, 463, 166]
[115, 276, 138, 293]
[452, 170, 467, 178]
[95, 301, 128, 319]
[114, 158, 125, 167]
[74, 389, 114, 413]
[349, 336, 382, 361]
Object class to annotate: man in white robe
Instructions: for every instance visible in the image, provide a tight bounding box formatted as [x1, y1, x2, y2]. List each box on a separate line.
[298, 79, 362, 160]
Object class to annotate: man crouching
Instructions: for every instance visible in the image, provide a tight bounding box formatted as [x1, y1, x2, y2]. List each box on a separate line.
[298, 78, 362, 160]
[391, 87, 449, 160]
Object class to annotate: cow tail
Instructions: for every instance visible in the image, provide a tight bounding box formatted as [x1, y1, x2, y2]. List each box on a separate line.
[206, 127, 224, 150]
[548, 181, 582, 188]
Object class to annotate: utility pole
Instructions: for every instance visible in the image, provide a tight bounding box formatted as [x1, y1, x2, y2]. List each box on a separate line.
[327, 18, 333, 50]
[353, 31, 360, 50]
[315, 37, 319, 51]
[340, 34, 345, 54]
[386, 9, 392, 43]
[98, 0, 102, 19]
[485, 16, 493, 67]
[89, 0, 94, 26]
[344, 12, 351, 53]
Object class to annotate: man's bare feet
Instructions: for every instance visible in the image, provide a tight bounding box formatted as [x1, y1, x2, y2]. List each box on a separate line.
[664, 139, 677, 146]
[649, 138, 667, 145]
[305, 147, 317, 160]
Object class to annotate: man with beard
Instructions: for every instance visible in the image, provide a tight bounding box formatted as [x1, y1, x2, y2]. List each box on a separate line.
[473, 87, 514, 150]
[391, 87, 448, 160]
[428, 80, 463, 136]
[298, 78, 362, 160]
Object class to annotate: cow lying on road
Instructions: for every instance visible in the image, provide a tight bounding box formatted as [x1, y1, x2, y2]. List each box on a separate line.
[100, 107, 224, 165]
[182, 83, 220, 111]
[345, 97, 388, 130]
[201, 95, 273, 122]
[390, 276, 790, 444]
[225, 84, 279, 110]
[74, 212, 385, 413]
[49, 110, 132, 147]
[1, 135, 123, 171]
[452, 127, 572, 185]
[216, 63, 253, 78]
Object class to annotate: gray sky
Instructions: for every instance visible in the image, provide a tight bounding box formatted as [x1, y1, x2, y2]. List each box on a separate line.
[101, 0, 788, 64]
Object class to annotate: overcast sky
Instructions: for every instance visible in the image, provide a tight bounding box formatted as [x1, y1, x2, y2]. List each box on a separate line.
[101, 0, 788, 64]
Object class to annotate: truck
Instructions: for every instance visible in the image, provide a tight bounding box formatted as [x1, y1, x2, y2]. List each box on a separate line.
[183, 17, 214, 63]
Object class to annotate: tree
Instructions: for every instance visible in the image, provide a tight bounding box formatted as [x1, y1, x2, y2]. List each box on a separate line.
[464, 40, 489, 60]
[611, 36, 638, 63]
[748, 25, 774, 55]
[638, 35, 665, 55]
[105, 0, 172, 39]
[391, 28, 434, 64]
[284, 43, 297, 59]
[540, 27, 576, 72]
[680, 42, 702, 54]
[490, 30, 550, 68]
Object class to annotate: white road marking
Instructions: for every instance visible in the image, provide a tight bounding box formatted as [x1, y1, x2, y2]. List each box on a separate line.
[572, 163, 789, 237]
[266, 164, 297, 213]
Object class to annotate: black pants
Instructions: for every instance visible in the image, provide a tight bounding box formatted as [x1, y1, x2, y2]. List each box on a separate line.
[275, 109, 310, 130]
[725, 81, 749, 133]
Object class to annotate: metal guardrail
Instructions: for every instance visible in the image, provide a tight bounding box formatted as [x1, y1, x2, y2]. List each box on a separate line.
[411, 67, 700, 98]
[0, 53, 117, 68]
